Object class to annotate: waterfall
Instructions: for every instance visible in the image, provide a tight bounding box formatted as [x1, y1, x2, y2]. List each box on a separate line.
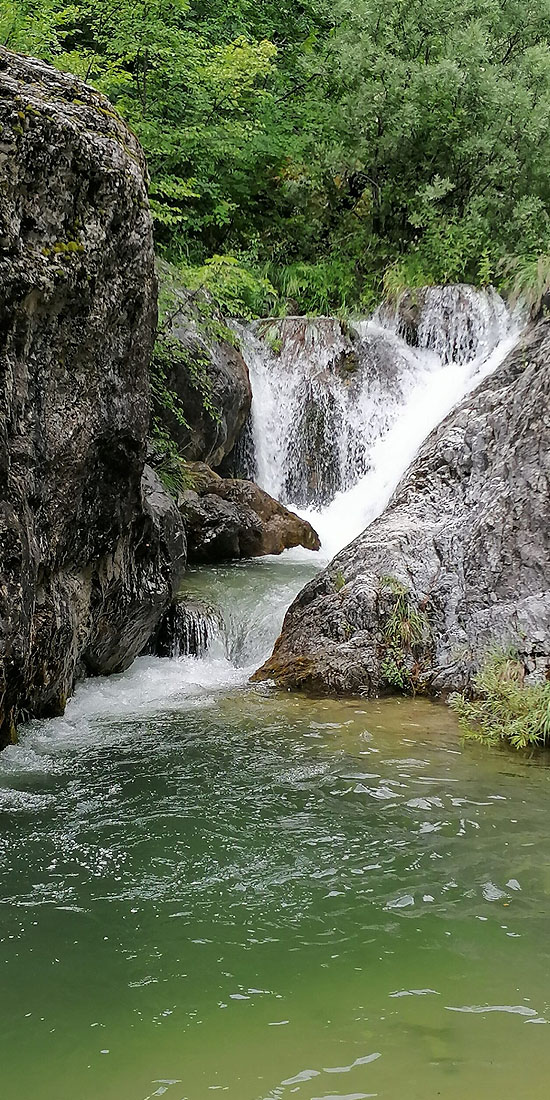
[151, 599, 221, 659]
[386, 283, 511, 363]
[238, 286, 521, 560]
[10, 285, 524, 733]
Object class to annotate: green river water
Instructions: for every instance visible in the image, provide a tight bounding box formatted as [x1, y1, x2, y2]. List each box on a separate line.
[1, 559, 549, 1100]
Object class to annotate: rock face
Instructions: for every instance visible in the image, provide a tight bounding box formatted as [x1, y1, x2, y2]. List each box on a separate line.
[155, 271, 252, 469]
[0, 49, 186, 746]
[179, 464, 320, 562]
[254, 320, 550, 694]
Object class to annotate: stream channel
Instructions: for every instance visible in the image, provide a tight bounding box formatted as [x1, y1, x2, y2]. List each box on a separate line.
[1, 290, 549, 1099]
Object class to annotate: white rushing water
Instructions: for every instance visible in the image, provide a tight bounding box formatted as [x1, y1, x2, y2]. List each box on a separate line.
[239, 285, 522, 560]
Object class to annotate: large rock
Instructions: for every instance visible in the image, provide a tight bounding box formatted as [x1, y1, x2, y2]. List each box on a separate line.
[155, 269, 252, 468]
[254, 320, 550, 694]
[0, 50, 186, 745]
[179, 464, 320, 562]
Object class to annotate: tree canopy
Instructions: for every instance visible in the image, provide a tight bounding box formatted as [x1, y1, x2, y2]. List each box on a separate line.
[5, 0, 550, 312]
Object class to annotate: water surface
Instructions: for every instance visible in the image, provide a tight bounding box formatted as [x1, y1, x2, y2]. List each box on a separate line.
[1, 671, 549, 1100]
[0, 292, 540, 1100]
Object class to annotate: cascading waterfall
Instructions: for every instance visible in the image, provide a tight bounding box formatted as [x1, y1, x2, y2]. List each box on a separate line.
[238, 285, 521, 560]
[162, 285, 521, 670]
[403, 284, 510, 363]
[10, 286, 524, 724]
[237, 317, 427, 506]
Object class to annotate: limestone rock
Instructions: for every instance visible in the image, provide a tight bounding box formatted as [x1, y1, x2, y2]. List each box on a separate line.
[254, 320, 550, 695]
[0, 50, 185, 745]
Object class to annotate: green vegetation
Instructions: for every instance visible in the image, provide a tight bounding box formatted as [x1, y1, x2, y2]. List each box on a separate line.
[151, 423, 196, 498]
[151, 261, 230, 467]
[334, 569, 346, 592]
[378, 576, 430, 694]
[6, 1, 550, 312]
[451, 650, 550, 751]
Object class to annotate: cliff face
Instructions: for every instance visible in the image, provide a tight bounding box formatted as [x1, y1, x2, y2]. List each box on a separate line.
[254, 320, 550, 695]
[0, 49, 185, 746]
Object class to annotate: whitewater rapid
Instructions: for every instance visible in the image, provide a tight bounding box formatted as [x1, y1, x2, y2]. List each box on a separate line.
[240, 286, 521, 560]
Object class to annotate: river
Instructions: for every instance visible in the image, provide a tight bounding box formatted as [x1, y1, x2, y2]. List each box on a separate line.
[2, 287, 548, 1100]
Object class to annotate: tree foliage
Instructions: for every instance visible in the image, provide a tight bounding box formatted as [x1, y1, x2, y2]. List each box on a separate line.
[7, 0, 550, 312]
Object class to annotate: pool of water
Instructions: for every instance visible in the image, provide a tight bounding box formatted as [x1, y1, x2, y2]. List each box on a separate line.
[1, 667, 550, 1100]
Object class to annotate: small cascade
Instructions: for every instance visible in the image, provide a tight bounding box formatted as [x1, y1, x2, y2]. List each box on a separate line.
[385, 284, 511, 364]
[237, 317, 426, 507]
[237, 287, 520, 554]
[152, 599, 220, 659]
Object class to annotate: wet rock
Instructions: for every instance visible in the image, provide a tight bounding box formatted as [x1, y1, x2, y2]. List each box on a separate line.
[180, 466, 320, 562]
[0, 50, 186, 745]
[155, 268, 252, 469]
[254, 319, 549, 695]
[146, 597, 214, 658]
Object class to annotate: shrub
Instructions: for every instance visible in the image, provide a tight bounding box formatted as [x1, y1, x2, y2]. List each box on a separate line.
[450, 650, 550, 750]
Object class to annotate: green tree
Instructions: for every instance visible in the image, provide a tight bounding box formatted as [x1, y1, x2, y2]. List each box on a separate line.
[7, 0, 550, 312]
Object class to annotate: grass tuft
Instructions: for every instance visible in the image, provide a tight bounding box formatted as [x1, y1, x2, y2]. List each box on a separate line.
[450, 650, 550, 750]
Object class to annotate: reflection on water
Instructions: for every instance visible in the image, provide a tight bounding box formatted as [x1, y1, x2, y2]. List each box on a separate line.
[1, 672, 550, 1100]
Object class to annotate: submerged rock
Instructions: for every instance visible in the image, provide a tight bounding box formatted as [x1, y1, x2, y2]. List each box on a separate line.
[0, 50, 186, 745]
[254, 320, 550, 695]
[179, 465, 320, 562]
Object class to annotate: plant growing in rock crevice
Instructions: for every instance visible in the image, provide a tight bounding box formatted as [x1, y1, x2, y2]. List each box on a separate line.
[150, 421, 196, 499]
[334, 569, 346, 592]
[377, 575, 431, 694]
[151, 336, 221, 430]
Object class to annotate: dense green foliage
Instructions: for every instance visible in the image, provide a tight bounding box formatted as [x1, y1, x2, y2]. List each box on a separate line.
[451, 651, 550, 750]
[6, 0, 550, 311]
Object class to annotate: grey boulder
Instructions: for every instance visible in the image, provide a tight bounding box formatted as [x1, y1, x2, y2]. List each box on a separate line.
[0, 50, 185, 745]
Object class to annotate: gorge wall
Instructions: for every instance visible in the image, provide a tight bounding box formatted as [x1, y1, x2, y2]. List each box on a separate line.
[0, 49, 186, 746]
